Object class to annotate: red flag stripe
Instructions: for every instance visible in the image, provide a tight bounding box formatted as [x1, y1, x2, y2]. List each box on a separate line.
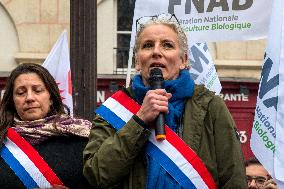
[6, 128, 63, 185]
[111, 90, 140, 114]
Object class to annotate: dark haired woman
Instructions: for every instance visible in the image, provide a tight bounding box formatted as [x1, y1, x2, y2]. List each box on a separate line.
[0, 63, 91, 189]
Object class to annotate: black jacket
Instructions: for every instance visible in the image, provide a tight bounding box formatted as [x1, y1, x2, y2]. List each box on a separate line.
[0, 136, 91, 189]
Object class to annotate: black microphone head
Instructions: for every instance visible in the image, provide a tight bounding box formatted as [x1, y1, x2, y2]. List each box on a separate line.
[148, 68, 164, 89]
[150, 68, 163, 78]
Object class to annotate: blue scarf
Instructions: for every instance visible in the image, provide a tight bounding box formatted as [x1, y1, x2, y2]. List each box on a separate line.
[131, 69, 195, 189]
[132, 69, 194, 132]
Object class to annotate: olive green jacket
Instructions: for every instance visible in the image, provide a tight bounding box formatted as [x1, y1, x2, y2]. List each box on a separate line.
[83, 85, 248, 189]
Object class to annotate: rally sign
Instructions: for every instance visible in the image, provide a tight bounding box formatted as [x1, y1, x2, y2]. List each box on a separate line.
[130, 0, 271, 45]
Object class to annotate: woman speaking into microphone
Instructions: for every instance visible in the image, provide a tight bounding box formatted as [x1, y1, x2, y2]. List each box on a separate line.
[83, 13, 247, 189]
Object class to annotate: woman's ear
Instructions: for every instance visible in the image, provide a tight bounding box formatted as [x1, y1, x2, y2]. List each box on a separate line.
[180, 53, 188, 70]
[49, 99, 53, 106]
[135, 56, 141, 71]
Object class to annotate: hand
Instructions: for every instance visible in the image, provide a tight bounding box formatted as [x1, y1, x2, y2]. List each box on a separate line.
[264, 179, 279, 189]
[136, 89, 172, 125]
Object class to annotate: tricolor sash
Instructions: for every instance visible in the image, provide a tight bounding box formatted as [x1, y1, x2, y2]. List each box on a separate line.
[96, 90, 217, 189]
[0, 128, 64, 189]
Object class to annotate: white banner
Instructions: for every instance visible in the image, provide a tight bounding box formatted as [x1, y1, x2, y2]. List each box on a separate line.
[42, 30, 73, 115]
[251, 0, 284, 187]
[130, 0, 271, 45]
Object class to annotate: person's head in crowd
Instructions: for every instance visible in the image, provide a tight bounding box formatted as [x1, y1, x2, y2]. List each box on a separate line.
[133, 13, 189, 85]
[245, 157, 276, 189]
[0, 63, 65, 142]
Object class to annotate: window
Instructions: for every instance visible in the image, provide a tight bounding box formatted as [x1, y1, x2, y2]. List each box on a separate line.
[115, 0, 136, 74]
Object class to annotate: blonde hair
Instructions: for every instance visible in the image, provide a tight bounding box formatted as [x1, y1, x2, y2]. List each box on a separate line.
[134, 18, 188, 58]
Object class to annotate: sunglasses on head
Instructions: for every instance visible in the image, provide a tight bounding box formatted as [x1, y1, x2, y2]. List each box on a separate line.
[136, 13, 179, 33]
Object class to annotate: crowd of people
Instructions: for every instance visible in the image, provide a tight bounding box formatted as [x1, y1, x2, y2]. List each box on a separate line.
[0, 13, 280, 189]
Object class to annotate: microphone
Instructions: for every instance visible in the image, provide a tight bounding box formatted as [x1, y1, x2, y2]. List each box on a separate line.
[148, 68, 166, 140]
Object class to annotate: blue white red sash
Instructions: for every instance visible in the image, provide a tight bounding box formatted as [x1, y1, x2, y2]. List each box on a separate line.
[0, 128, 63, 189]
[96, 90, 217, 189]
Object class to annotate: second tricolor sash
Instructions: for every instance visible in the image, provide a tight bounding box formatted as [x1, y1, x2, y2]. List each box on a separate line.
[96, 90, 216, 189]
[0, 128, 63, 189]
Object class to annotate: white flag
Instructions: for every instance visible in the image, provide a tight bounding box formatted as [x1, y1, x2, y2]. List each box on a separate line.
[189, 43, 221, 94]
[127, 0, 221, 94]
[251, 0, 284, 187]
[42, 30, 73, 115]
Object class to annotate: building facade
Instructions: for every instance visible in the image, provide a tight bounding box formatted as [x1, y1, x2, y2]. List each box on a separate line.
[0, 0, 69, 75]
